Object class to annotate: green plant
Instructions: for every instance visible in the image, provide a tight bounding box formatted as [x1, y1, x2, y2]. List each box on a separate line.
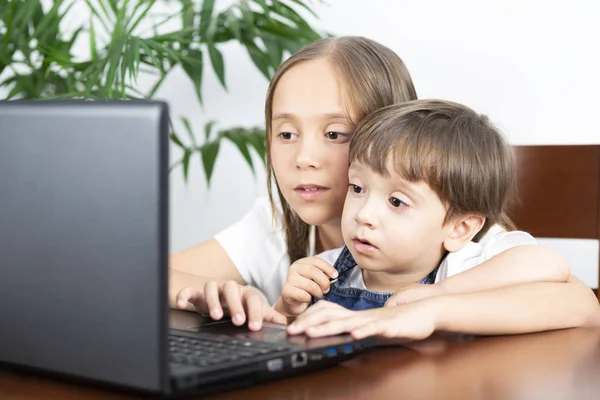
[0, 0, 324, 184]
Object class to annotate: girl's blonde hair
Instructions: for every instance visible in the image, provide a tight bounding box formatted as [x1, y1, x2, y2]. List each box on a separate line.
[265, 36, 418, 264]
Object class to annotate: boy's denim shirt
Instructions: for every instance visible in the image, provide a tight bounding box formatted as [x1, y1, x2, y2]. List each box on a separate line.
[309, 246, 438, 311]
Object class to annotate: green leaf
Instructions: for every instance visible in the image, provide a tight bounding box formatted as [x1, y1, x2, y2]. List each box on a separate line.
[208, 44, 226, 89]
[127, 0, 156, 35]
[180, 49, 203, 105]
[66, 26, 84, 51]
[104, 43, 124, 97]
[181, 0, 194, 28]
[106, 0, 120, 17]
[2, 1, 16, 50]
[6, 80, 24, 100]
[224, 9, 241, 40]
[182, 149, 192, 182]
[204, 120, 217, 141]
[129, 38, 141, 81]
[146, 65, 173, 98]
[170, 131, 185, 149]
[201, 139, 220, 185]
[240, 0, 254, 27]
[243, 40, 271, 79]
[222, 130, 254, 174]
[33, 0, 70, 44]
[248, 129, 267, 164]
[85, 0, 111, 35]
[288, 0, 319, 18]
[145, 39, 183, 62]
[261, 35, 283, 66]
[198, 0, 216, 42]
[180, 116, 197, 147]
[276, 2, 315, 30]
[255, 15, 312, 40]
[138, 39, 165, 73]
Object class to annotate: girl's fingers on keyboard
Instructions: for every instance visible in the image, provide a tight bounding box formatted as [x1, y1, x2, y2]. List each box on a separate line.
[264, 306, 288, 325]
[243, 289, 265, 331]
[203, 281, 223, 320]
[223, 281, 246, 326]
[175, 287, 194, 309]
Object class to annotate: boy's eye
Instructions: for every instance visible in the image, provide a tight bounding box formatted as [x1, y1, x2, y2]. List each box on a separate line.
[389, 197, 406, 208]
[348, 183, 364, 194]
[326, 131, 340, 140]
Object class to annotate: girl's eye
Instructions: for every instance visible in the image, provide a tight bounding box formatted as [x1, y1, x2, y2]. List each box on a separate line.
[326, 131, 349, 141]
[279, 132, 297, 140]
[348, 183, 364, 194]
[389, 197, 407, 208]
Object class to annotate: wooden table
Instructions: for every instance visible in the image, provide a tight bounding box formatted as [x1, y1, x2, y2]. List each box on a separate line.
[2, 326, 600, 400]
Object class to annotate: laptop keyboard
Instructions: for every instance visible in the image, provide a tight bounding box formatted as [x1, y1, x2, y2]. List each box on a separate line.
[169, 333, 295, 368]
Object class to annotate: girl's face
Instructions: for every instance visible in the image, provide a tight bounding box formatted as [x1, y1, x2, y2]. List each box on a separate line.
[270, 59, 356, 227]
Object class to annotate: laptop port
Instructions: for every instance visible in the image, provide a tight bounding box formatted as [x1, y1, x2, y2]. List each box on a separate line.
[325, 348, 337, 357]
[267, 358, 283, 371]
[291, 352, 308, 368]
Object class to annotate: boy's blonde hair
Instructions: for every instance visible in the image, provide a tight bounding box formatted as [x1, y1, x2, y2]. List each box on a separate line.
[265, 36, 418, 264]
[350, 99, 516, 241]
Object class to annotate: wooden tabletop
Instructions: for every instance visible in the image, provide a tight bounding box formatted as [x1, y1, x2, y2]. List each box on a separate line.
[2, 327, 600, 400]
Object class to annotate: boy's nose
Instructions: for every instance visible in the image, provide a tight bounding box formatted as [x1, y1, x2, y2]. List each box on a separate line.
[354, 202, 377, 228]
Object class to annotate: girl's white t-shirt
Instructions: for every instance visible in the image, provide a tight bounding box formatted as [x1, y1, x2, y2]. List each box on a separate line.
[214, 196, 535, 305]
[214, 196, 316, 305]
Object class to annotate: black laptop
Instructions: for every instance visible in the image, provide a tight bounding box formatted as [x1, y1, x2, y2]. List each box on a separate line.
[0, 100, 376, 397]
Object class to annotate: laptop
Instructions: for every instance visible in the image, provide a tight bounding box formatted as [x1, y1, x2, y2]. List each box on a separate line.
[0, 100, 377, 397]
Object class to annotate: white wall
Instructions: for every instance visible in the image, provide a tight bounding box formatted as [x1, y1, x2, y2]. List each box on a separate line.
[5, 1, 600, 286]
[166, 0, 600, 286]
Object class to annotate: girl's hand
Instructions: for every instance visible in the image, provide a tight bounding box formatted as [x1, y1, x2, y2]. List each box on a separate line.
[385, 283, 445, 307]
[275, 257, 338, 317]
[175, 280, 287, 331]
[287, 300, 438, 342]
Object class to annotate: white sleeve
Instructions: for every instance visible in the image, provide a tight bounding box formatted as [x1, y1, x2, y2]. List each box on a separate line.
[435, 230, 538, 282]
[213, 197, 289, 305]
[315, 248, 344, 265]
[479, 230, 537, 261]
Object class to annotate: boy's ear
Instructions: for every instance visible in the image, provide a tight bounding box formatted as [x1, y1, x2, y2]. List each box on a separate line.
[443, 215, 486, 253]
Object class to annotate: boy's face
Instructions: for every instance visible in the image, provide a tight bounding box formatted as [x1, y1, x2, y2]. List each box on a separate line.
[342, 161, 453, 276]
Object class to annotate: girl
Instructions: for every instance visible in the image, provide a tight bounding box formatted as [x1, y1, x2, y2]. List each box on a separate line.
[170, 36, 598, 333]
[170, 36, 418, 328]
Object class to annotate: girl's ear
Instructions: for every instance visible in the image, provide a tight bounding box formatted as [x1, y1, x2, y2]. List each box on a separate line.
[443, 215, 486, 253]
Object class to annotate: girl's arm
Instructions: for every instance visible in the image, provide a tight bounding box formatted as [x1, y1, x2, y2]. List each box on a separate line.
[388, 245, 570, 305]
[289, 276, 600, 339]
[440, 245, 570, 292]
[432, 275, 600, 335]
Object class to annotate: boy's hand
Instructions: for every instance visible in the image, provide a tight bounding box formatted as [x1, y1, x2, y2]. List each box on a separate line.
[175, 281, 287, 331]
[287, 300, 438, 341]
[275, 256, 338, 317]
[385, 283, 445, 307]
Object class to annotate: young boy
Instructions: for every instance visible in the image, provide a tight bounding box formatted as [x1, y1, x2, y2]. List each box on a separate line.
[275, 99, 574, 319]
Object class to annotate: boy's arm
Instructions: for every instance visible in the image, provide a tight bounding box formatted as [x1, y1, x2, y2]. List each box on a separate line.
[387, 245, 570, 305]
[289, 276, 600, 339]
